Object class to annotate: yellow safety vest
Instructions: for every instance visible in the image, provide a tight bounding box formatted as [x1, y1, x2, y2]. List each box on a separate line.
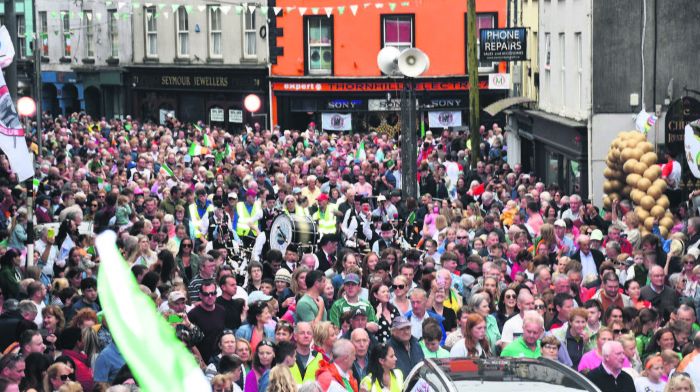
[236, 201, 261, 236]
[313, 205, 337, 235]
[188, 203, 214, 239]
[360, 369, 404, 392]
[289, 352, 323, 385]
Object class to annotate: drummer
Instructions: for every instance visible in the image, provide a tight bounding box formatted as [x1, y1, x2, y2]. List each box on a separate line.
[233, 188, 266, 262]
[282, 195, 307, 219]
[313, 193, 339, 237]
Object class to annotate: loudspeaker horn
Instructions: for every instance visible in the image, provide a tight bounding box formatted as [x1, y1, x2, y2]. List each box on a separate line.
[377, 46, 402, 76]
[398, 48, 430, 78]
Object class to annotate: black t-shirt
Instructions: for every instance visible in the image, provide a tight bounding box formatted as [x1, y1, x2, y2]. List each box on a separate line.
[187, 304, 226, 361]
[215, 296, 245, 331]
[432, 307, 457, 332]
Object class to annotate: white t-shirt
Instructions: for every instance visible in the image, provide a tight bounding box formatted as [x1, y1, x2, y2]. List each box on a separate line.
[449, 339, 485, 358]
[410, 312, 428, 340]
[634, 377, 666, 392]
[501, 313, 524, 343]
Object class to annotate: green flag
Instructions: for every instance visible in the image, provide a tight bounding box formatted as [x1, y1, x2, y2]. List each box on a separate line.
[355, 140, 366, 161]
[95, 231, 211, 392]
[159, 163, 174, 177]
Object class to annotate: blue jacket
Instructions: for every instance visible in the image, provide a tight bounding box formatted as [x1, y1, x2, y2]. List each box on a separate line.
[389, 336, 425, 377]
[234, 323, 276, 342]
[93, 342, 125, 383]
[405, 309, 446, 345]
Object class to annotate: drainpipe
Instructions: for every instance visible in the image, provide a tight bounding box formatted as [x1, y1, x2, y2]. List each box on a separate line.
[587, 0, 593, 201]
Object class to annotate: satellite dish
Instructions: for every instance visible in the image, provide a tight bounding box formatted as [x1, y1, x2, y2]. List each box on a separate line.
[377, 46, 402, 76]
[398, 48, 430, 78]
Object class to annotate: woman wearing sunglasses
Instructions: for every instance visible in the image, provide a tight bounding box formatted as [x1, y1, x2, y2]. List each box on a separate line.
[176, 238, 200, 283]
[389, 276, 411, 316]
[42, 362, 74, 392]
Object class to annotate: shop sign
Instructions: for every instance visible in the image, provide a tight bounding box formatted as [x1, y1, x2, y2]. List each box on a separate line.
[272, 79, 489, 92]
[369, 99, 402, 111]
[322, 113, 352, 131]
[488, 73, 511, 90]
[326, 99, 363, 110]
[210, 107, 225, 122]
[480, 27, 527, 61]
[131, 73, 262, 91]
[229, 109, 243, 123]
[426, 98, 464, 108]
[428, 111, 462, 128]
[666, 97, 700, 156]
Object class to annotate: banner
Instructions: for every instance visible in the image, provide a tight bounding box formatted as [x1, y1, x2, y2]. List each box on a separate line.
[666, 97, 700, 156]
[480, 27, 527, 61]
[428, 111, 462, 128]
[322, 112, 352, 131]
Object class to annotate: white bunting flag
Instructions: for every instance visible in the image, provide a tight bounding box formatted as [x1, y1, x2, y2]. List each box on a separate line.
[364, 3, 371, 8]
[324, 7, 333, 17]
[286, 6, 296, 12]
[375, 3, 384, 8]
[220, 5, 231, 14]
[311, 7, 319, 14]
[298, 7, 307, 15]
[248, 5, 257, 13]
[273, 7, 282, 15]
[197, 5, 206, 12]
[350, 4, 359, 15]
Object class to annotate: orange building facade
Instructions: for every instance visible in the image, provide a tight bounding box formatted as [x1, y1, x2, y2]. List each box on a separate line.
[268, 0, 508, 132]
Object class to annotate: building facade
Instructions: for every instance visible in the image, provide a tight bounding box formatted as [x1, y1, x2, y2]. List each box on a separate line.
[128, 2, 269, 126]
[34, 0, 132, 118]
[0, 0, 35, 98]
[269, 0, 509, 133]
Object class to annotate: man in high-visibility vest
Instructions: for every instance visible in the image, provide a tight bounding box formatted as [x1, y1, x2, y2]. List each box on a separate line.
[289, 322, 323, 385]
[313, 193, 337, 237]
[233, 188, 266, 262]
[188, 188, 214, 245]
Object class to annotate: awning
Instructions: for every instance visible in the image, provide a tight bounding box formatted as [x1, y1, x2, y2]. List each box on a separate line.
[483, 96, 535, 116]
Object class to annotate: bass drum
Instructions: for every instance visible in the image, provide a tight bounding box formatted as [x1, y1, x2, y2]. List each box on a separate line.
[269, 214, 319, 253]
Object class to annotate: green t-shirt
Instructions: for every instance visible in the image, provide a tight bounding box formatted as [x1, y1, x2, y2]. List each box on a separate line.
[500, 337, 541, 359]
[296, 294, 326, 323]
[328, 297, 376, 327]
[419, 340, 450, 359]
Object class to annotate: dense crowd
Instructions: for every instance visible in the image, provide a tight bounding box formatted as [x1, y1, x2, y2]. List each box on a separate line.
[0, 111, 697, 392]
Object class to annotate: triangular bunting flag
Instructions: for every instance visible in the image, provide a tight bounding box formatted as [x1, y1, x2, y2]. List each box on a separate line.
[324, 7, 333, 17]
[117, 2, 126, 9]
[145, 2, 153, 7]
[212, 5, 219, 11]
[337, 6, 345, 15]
[197, 5, 206, 12]
[400, 1, 409, 6]
[184, 5, 193, 14]
[363, 3, 371, 8]
[131, 2, 140, 9]
[375, 3, 384, 8]
[106, 1, 113, 6]
[350, 5, 359, 15]
[220, 5, 231, 14]
[248, 5, 257, 13]
[298, 7, 307, 15]
[389, 3, 397, 11]
[170, 4, 178, 12]
[163, 11, 169, 18]
[260, 6, 268, 15]
[273, 7, 282, 15]
[311, 7, 319, 14]
[158, 3, 166, 10]
[286, 6, 296, 12]
[96, 12, 102, 21]
[235, 5, 243, 15]
[78, 12, 84, 20]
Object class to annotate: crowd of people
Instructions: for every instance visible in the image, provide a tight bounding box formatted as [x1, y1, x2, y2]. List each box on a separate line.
[0, 111, 697, 392]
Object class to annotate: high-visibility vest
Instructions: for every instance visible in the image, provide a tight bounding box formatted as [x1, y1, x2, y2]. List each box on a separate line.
[236, 201, 261, 237]
[360, 369, 404, 392]
[188, 203, 213, 239]
[313, 205, 337, 234]
[289, 352, 323, 384]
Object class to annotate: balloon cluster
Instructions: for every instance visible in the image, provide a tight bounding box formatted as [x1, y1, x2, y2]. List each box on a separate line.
[603, 131, 673, 237]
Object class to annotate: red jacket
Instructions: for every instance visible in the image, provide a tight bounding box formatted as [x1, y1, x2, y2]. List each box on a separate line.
[62, 349, 94, 392]
[316, 360, 358, 392]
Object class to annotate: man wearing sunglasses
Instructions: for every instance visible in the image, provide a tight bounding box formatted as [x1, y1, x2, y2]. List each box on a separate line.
[187, 279, 226, 362]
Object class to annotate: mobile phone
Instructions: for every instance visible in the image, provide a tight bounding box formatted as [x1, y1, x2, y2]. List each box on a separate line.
[168, 314, 183, 324]
[47, 228, 55, 239]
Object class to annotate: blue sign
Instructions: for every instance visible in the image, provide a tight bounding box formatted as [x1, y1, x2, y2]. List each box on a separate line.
[480, 28, 527, 61]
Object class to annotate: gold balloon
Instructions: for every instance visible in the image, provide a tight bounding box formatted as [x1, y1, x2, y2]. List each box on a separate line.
[610, 179, 623, 191]
[650, 205, 665, 219]
[643, 166, 659, 182]
[631, 189, 644, 204]
[604, 167, 613, 179]
[658, 195, 670, 209]
[652, 179, 667, 192]
[623, 159, 639, 174]
[659, 226, 669, 238]
[622, 185, 632, 197]
[636, 208, 650, 222]
[640, 152, 658, 167]
[603, 196, 611, 210]
[644, 216, 656, 231]
[630, 148, 644, 161]
[647, 185, 662, 199]
[639, 142, 654, 153]
[636, 178, 652, 192]
[634, 162, 648, 175]
[626, 173, 641, 187]
[603, 181, 613, 193]
[640, 195, 656, 211]
[660, 217, 674, 228]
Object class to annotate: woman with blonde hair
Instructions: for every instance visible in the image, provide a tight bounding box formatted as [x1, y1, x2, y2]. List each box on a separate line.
[128, 234, 157, 267]
[58, 382, 84, 392]
[312, 321, 336, 362]
[664, 373, 694, 392]
[291, 266, 310, 298]
[266, 365, 297, 392]
[43, 362, 74, 392]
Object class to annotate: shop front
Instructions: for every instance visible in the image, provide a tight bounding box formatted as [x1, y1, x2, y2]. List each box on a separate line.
[125, 66, 268, 127]
[510, 109, 588, 196]
[41, 71, 84, 116]
[73, 67, 126, 119]
[271, 76, 507, 134]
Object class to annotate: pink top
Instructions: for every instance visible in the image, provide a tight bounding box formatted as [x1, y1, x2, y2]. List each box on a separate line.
[577, 350, 630, 373]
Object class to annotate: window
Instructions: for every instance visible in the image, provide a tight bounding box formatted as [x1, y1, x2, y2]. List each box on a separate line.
[61, 11, 71, 57]
[475, 13, 496, 70]
[382, 15, 413, 52]
[575, 32, 582, 110]
[243, 9, 256, 57]
[109, 10, 119, 58]
[38, 11, 48, 57]
[16, 16, 25, 58]
[176, 6, 189, 57]
[84, 11, 94, 58]
[559, 33, 565, 104]
[543, 32, 551, 70]
[145, 6, 157, 58]
[209, 6, 222, 57]
[306, 16, 332, 75]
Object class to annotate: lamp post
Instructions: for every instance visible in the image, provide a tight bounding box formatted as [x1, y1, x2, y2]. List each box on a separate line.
[244, 93, 268, 131]
[17, 96, 36, 268]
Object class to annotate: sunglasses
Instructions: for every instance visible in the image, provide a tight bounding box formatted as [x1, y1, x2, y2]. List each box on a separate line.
[457, 236, 468, 239]
[200, 291, 216, 297]
[182, 243, 193, 248]
[392, 284, 405, 290]
[685, 261, 695, 265]
[543, 344, 559, 350]
[259, 340, 274, 348]
[613, 328, 630, 335]
[222, 329, 236, 335]
[505, 294, 517, 300]
[59, 374, 72, 381]
[534, 304, 545, 310]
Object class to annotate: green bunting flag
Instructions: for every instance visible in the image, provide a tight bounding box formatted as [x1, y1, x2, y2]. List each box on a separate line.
[389, 3, 397, 11]
[95, 232, 211, 392]
[337, 6, 345, 14]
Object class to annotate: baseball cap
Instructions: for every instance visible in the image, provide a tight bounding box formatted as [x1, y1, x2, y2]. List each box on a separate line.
[590, 229, 604, 241]
[554, 219, 567, 228]
[247, 290, 272, 305]
[344, 273, 361, 285]
[392, 316, 411, 330]
[377, 195, 387, 202]
[246, 188, 258, 197]
[228, 192, 238, 199]
[168, 291, 187, 303]
[352, 308, 367, 318]
[317, 193, 329, 202]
